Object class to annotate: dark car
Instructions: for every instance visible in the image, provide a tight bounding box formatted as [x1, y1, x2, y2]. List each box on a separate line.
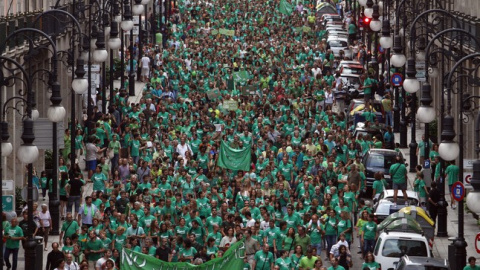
[395, 255, 449, 270]
[362, 149, 406, 196]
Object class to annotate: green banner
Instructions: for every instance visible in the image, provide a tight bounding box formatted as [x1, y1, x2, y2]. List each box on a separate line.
[279, 0, 293, 15]
[121, 240, 246, 270]
[233, 70, 250, 84]
[217, 141, 251, 171]
[219, 28, 235, 36]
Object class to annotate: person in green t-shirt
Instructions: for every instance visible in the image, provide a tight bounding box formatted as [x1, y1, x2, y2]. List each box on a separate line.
[464, 256, 480, 270]
[4, 218, 24, 270]
[253, 244, 274, 270]
[328, 256, 346, 270]
[298, 246, 318, 270]
[361, 214, 377, 257]
[389, 156, 408, 206]
[445, 160, 460, 209]
[362, 252, 381, 270]
[360, 73, 373, 109]
[85, 230, 105, 262]
[59, 213, 79, 245]
[108, 134, 121, 172]
[413, 171, 428, 206]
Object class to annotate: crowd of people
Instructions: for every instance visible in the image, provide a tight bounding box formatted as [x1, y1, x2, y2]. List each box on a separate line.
[2, 0, 457, 269]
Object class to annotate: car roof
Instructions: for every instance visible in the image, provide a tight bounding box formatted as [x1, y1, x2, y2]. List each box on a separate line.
[382, 189, 417, 199]
[379, 231, 427, 239]
[343, 64, 364, 69]
[367, 149, 401, 155]
[340, 74, 360, 78]
[401, 256, 448, 267]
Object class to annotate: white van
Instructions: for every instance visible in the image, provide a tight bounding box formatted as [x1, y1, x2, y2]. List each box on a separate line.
[374, 231, 432, 270]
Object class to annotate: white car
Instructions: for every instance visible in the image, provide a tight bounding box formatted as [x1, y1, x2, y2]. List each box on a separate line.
[374, 231, 432, 270]
[373, 189, 419, 223]
[327, 36, 350, 57]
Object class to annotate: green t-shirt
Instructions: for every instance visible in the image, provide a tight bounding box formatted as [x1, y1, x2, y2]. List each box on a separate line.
[61, 220, 80, 239]
[5, 225, 23, 249]
[445, 164, 459, 186]
[362, 221, 377, 240]
[363, 77, 372, 95]
[414, 179, 427, 198]
[362, 261, 381, 270]
[275, 257, 292, 270]
[299, 256, 318, 269]
[86, 238, 104, 261]
[389, 163, 407, 184]
[254, 250, 274, 270]
[109, 140, 121, 154]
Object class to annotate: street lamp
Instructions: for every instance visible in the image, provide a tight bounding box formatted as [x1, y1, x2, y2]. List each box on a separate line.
[364, 0, 374, 18]
[416, 82, 435, 124]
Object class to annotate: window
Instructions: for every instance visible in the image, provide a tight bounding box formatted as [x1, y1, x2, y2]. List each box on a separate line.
[374, 237, 382, 256]
[328, 40, 348, 47]
[381, 239, 428, 258]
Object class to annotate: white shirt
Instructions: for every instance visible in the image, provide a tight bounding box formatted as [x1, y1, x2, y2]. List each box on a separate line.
[65, 262, 79, 270]
[312, 67, 322, 78]
[39, 211, 51, 227]
[141, 56, 150, 69]
[176, 143, 192, 158]
[246, 218, 256, 228]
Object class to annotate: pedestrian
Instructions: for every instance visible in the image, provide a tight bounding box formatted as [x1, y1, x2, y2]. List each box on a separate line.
[46, 242, 65, 270]
[464, 257, 480, 270]
[3, 218, 24, 270]
[77, 196, 97, 227]
[361, 214, 377, 258]
[445, 160, 460, 209]
[39, 203, 53, 250]
[252, 244, 274, 270]
[59, 213, 80, 246]
[389, 155, 409, 206]
[413, 171, 428, 207]
[428, 182, 441, 226]
[66, 172, 84, 216]
[361, 252, 380, 270]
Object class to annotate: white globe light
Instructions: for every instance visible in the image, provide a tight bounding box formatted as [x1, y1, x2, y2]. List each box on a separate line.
[93, 49, 108, 63]
[438, 142, 460, 161]
[365, 8, 373, 18]
[47, 105, 66, 123]
[31, 109, 39, 121]
[141, 0, 150, 4]
[115, 15, 122, 23]
[380, 36, 393, 49]
[121, 20, 134, 31]
[416, 106, 435, 123]
[429, 67, 439, 78]
[378, 1, 384, 12]
[108, 37, 122, 50]
[72, 78, 88, 94]
[467, 192, 480, 215]
[416, 51, 426, 61]
[17, 144, 39, 164]
[133, 4, 145, 15]
[370, 20, 382, 32]
[1, 142, 12, 157]
[80, 50, 89, 61]
[403, 78, 420, 93]
[391, 54, 406, 67]
[359, 0, 367, 6]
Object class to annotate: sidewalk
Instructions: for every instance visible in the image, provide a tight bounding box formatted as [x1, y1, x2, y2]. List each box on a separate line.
[394, 122, 479, 259]
[15, 79, 145, 269]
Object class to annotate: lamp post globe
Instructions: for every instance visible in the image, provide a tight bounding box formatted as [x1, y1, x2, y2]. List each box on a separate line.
[391, 54, 406, 67]
[31, 109, 39, 121]
[93, 49, 108, 63]
[380, 36, 393, 49]
[416, 106, 435, 123]
[133, 4, 145, 15]
[438, 142, 460, 161]
[1, 142, 12, 157]
[141, 0, 150, 4]
[403, 78, 420, 93]
[108, 37, 121, 50]
[72, 78, 89, 95]
[121, 20, 134, 31]
[47, 105, 66, 123]
[359, 0, 367, 6]
[18, 144, 39, 164]
[370, 20, 382, 32]
[365, 7, 373, 18]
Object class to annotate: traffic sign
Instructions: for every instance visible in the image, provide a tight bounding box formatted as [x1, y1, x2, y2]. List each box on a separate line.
[2, 180, 13, 191]
[424, 159, 430, 169]
[2, 195, 14, 212]
[476, 233, 480, 253]
[391, 73, 403, 87]
[465, 173, 472, 184]
[452, 181, 465, 202]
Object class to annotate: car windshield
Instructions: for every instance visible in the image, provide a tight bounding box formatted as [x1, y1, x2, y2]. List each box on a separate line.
[382, 239, 428, 257]
[329, 40, 348, 47]
[366, 154, 397, 168]
[342, 67, 363, 74]
[341, 76, 360, 85]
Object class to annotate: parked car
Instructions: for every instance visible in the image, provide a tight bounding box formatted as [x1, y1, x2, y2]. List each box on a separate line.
[327, 36, 350, 57]
[362, 149, 406, 192]
[353, 122, 385, 143]
[347, 98, 385, 125]
[373, 190, 419, 223]
[374, 231, 432, 270]
[338, 63, 364, 75]
[395, 255, 449, 270]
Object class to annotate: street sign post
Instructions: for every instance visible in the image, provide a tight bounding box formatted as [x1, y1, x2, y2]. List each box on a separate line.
[476, 233, 480, 253]
[2, 195, 14, 212]
[452, 181, 465, 202]
[391, 73, 403, 87]
[424, 159, 430, 169]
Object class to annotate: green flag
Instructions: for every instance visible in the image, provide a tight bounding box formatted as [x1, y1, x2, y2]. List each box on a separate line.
[217, 141, 251, 171]
[279, 0, 293, 15]
[121, 240, 246, 270]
